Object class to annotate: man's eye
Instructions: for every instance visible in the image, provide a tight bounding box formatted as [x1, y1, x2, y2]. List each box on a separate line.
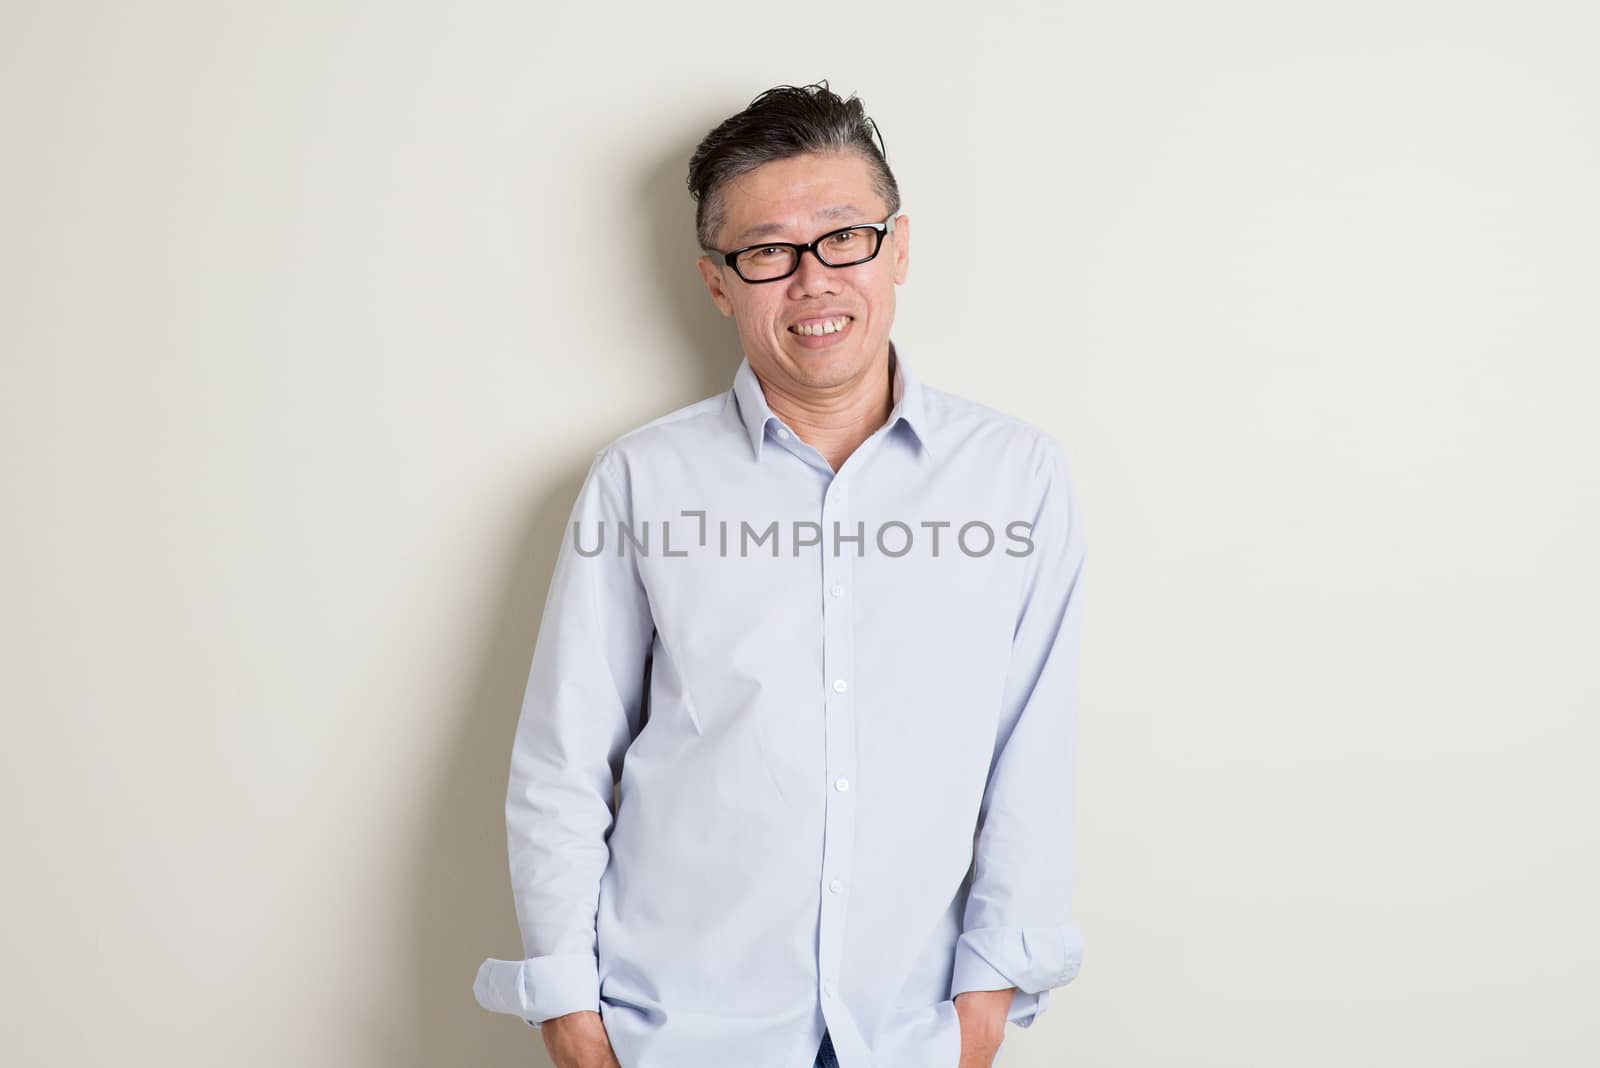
[830, 231, 861, 244]
[752, 247, 784, 259]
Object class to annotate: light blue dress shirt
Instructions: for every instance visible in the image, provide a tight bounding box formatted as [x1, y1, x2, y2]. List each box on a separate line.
[474, 343, 1086, 1068]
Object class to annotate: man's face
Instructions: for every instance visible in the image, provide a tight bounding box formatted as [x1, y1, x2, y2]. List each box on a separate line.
[696, 151, 910, 394]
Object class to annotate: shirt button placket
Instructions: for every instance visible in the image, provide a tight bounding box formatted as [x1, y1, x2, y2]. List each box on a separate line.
[817, 477, 856, 1022]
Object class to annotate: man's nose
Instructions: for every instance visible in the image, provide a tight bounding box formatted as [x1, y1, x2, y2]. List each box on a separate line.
[788, 248, 841, 295]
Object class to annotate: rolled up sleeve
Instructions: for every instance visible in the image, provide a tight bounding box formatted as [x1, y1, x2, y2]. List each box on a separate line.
[950, 435, 1087, 1028]
[473, 448, 654, 1028]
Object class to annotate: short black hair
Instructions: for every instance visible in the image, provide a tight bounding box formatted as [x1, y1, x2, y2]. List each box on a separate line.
[686, 80, 901, 253]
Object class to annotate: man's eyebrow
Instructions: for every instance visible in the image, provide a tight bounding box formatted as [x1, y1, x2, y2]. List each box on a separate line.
[730, 204, 867, 246]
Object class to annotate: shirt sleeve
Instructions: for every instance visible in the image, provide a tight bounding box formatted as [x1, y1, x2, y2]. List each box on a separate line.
[473, 448, 655, 1029]
[949, 434, 1087, 1028]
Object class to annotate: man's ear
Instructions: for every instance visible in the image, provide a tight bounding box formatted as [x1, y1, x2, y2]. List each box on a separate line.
[891, 213, 910, 285]
[696, 255, 735, 318]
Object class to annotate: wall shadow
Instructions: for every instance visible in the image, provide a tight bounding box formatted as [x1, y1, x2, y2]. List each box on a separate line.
[404, 108, 741, 1067]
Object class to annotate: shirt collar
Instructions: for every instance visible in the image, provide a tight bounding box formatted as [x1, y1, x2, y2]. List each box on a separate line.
[731, 341, 936, 462]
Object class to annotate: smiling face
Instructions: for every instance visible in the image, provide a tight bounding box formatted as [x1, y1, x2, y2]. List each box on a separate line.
[696, 150, 910, 394]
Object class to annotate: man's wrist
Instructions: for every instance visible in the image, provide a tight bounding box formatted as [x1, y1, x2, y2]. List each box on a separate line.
[954, 987, 1015, 1032]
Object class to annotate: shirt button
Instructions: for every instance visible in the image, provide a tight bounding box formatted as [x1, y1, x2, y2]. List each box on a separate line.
[832, 679, 848, 693]
[776, 426, 790, 439]
[830, 583, 845, 597]
[829, 879, 844, 893]
[822, 980, 835, 997]
[834, 778, 849, 791]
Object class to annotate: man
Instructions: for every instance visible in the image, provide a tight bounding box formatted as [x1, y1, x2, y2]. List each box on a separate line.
[474, 82, 1087, 1068]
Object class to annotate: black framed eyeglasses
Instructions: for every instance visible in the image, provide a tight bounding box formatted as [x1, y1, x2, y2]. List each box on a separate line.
[713, 213, 898, 284]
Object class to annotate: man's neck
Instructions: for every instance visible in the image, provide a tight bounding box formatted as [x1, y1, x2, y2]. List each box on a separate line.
[760, 348, 894, 474]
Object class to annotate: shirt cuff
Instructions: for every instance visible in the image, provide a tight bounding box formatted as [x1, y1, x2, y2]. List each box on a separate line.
[950, 925, 1082, 1027]
[473, 952, 600, 1027]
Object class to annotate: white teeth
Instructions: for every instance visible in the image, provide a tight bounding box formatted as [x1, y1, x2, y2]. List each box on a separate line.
[791, 315, 851, 337]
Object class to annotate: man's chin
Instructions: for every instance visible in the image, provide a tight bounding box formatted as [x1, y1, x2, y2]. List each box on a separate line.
[782, 348, 882, 390]
[781, 338, 855, 364]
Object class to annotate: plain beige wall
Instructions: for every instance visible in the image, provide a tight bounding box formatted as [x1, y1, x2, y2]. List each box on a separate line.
[3, 2, 1596, 1065]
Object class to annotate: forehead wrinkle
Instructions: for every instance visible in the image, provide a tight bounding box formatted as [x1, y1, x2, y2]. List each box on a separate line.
[731, 203, 869, 246]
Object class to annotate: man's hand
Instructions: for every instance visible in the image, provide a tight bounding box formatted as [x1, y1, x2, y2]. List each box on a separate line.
[539, 1010, 622, 1068]
[953, 988, 1013, 1068]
